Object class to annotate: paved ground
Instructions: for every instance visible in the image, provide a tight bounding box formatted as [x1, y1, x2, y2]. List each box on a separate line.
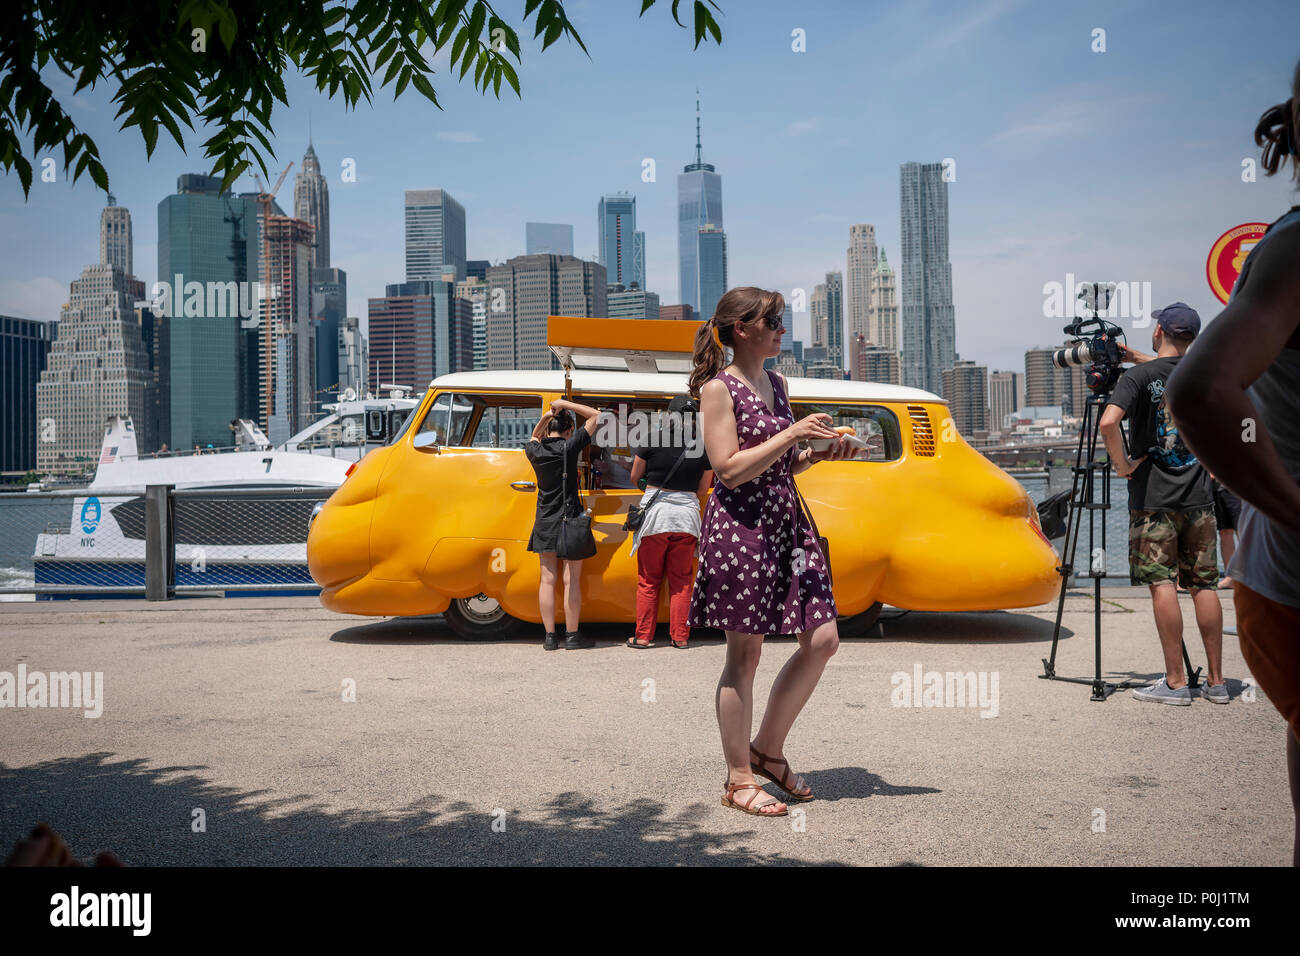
[0, 587, 1291, 866]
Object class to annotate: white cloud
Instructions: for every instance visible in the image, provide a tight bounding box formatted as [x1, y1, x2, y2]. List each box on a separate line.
[0, 277, 67, 323]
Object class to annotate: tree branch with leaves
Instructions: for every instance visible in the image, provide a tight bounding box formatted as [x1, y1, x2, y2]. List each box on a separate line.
[0, 0, 722, 197]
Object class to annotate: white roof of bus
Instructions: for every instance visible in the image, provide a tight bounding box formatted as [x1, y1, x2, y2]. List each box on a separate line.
[427, 369, 943, 404]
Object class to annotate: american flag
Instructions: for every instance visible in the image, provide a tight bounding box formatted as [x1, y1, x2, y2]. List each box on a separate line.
[100, 445, 118, 465]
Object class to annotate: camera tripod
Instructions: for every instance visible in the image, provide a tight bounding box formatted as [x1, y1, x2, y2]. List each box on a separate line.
[1039, 390, 1202, 700]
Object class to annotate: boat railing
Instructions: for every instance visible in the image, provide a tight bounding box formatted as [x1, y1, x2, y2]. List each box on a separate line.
[0, 485, 335, 598]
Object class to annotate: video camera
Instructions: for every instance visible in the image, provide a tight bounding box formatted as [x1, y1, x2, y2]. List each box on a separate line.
[1050, 283, 1126, 393]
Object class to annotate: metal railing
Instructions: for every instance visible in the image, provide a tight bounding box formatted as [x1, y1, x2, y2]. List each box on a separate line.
[0, 485, 332, 599]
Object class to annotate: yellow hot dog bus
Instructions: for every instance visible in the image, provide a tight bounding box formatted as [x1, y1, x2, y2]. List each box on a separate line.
[307, 316, 1061, 639]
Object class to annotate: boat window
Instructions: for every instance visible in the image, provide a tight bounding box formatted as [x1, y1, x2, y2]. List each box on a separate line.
[788, 403, 902, 461]
[338, 414, 365, 444]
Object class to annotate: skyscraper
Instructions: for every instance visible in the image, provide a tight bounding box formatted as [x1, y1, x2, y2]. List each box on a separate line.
[526, 222, 574, 256]
[261, 215, 316, 444]
[338, 316, 368, 397]
[99, 194, 132, 278]
[293, 143, 330, 270]
[456, 275, 490, 371]
[608, 286, 661, 321]
[311, 267, 346, 405]
[846, 224, 877, 345]
[825, 271, 844, 369]
[632, 231, 645, 292]
[36, 264, 153, 472]
[485, 254, 607, 370]
[368, 280, 474, 390]
[158, 174, 268, 450]
[870, 248, 900, 353]
[810, 282, 827, 348]
[1025, 346, 1087, 418]
[989, 370, 1024, 429]
[677, 93, 725, 316]
[1, 316, 55, 472]
[942, 359, 989, 434]
[598, 194, 642, 290]
[851, 334, 901, 385]
[697, 224, 728, 320]
[899, 161, 956, 396]
[405, 189, 466, 283]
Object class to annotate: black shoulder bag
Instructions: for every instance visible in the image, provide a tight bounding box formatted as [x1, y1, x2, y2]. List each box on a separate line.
[793, 482, 832, 587]
[624, 449, 690, 531]
[557, 436, 597, 560]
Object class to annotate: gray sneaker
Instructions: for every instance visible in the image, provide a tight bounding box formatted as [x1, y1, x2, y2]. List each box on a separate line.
[1132, 677, 1192, 706]
[1199, 681, 1231, 704]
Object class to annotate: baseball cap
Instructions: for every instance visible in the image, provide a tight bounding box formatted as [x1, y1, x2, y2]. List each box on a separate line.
[1153, 302, 1201, 337]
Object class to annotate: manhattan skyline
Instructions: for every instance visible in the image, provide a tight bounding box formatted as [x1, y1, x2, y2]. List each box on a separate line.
[1, 0, 1298, 376]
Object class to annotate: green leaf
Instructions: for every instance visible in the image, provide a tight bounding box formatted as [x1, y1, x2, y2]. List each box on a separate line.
[411, 72, 441, 107]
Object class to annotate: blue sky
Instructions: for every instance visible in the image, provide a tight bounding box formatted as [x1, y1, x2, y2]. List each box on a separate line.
[2, 0, 1298, 373]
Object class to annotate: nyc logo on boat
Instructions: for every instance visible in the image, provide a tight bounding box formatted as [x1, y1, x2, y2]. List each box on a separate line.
[80, 497, 101, 535]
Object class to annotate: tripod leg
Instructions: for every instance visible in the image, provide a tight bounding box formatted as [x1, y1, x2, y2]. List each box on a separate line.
[1181, 640, 1202, 690]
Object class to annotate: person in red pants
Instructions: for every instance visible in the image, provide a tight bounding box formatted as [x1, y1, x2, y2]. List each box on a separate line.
[628, 395, 713, 648]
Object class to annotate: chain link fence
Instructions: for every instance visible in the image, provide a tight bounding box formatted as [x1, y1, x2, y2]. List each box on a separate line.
[0, 486, 331, 599]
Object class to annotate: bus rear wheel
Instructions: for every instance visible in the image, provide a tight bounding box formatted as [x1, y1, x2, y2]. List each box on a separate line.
[443, 593, 529, 641]
[837, 602, 884, 639]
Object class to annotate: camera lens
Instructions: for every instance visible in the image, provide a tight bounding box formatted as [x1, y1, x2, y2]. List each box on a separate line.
[1052, 343, 1094, 369]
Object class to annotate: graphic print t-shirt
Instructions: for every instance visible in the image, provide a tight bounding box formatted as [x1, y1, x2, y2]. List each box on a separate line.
[1107, 355, 1213, 511]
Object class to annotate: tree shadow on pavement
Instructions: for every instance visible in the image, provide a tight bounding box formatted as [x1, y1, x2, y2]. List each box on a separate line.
[0, 752, 871, 866]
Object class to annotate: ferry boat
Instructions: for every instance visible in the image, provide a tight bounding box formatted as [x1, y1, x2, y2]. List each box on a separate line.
[33, 390, 419, 596]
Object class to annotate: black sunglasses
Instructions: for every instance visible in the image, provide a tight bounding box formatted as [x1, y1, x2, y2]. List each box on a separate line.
[749, 313, 785, 331]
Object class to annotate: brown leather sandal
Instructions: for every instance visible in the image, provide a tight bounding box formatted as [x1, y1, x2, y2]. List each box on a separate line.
[721, 778, 788, 817]
[750, 744, 814, 801]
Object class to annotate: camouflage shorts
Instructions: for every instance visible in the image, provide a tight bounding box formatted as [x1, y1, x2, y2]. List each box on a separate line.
[1128, 506, 1219, 589]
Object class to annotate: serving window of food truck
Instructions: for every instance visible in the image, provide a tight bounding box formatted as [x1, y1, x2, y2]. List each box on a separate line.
[568, 394, 699, 491]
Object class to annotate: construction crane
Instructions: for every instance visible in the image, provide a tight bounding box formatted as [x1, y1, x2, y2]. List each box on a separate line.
[252, 161, 293, 436]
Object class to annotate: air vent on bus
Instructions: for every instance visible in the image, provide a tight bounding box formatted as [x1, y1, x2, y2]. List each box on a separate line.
[908, 405, 936, 457]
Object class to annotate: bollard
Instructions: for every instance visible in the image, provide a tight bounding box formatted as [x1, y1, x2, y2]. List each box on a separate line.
[145, 484, 175, 601]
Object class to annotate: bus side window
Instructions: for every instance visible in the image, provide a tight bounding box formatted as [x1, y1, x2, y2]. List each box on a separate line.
[411, 394, 452, 447]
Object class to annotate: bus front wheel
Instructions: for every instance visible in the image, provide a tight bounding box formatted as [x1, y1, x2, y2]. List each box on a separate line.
[443, 593, 529, 641]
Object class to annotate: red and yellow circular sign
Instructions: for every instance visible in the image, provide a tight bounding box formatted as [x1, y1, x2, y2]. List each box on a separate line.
[1206, 222, 1269, 304]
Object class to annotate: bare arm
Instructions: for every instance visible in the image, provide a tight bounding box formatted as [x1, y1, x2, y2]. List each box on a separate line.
[629, 455, 646, 487]
[699, 378, 838, 489]
[1099, 403, 1145, 478]
[1119, 344, 1155, 365]
[529, 411, 554, 443]
[552, 398, 603, 437]
[1166, 223, 1300, 536]
[696, 469, 713, 497]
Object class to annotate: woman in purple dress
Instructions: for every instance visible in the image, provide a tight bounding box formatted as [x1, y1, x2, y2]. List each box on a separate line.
[687, 286, 853, 817]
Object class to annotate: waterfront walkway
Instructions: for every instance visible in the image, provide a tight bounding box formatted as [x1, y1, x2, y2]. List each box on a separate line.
[0, 588, 1290, 865]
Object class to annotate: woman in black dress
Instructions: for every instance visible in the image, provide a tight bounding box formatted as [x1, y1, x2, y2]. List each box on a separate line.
[525, 398, 603, 650]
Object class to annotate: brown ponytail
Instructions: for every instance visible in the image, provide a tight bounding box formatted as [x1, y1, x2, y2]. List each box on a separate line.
[686, 286, 785, 398]
[1254, 60, 1300, 182]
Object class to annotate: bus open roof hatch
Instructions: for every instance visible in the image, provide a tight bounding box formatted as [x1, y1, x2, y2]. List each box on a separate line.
[547, 315, 700, 375]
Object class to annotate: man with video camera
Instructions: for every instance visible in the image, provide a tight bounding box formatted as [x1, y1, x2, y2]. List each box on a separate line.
[1098, 303, 1227, 706]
